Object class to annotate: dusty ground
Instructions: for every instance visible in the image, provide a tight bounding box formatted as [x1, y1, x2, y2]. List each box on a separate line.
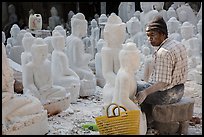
[46, 80, 202, 135]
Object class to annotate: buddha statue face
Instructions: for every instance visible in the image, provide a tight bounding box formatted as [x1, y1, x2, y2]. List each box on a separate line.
[31, 38, 48, 63]
[52, 32, 65, 51]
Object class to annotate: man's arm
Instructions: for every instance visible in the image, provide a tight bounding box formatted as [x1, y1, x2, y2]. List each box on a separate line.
[136, 81, 169, 105]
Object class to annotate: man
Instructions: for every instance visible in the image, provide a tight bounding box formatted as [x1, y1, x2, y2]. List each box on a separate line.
[135, 15, 188, 106]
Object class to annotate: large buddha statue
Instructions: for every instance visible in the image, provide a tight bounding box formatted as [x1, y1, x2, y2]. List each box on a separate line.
[112, 42, 147, 135]
[51, 31, 80, 103]
[66, 13, 96, 97]
[23, 38, 70, 115]
[101, 13, 126, 109]
[2, 36, 48, 135]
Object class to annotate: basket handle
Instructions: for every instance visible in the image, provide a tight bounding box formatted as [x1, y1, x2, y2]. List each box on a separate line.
[112, 105, 127, 116]
[106, 103, 127, 118]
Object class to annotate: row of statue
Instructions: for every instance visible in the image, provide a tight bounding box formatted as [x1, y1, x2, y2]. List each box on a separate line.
[2, 2, 202, 135]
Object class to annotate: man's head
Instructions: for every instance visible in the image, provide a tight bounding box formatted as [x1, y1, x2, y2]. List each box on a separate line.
[146, 15, 168, 47]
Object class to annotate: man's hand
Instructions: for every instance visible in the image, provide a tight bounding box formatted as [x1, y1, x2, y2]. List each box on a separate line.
[136, 90, 148, 105]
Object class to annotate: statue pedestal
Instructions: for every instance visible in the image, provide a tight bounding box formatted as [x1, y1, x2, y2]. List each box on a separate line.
[2, 110, 49, 135]
[43, 93, 71, 115]
[79, 79, 96, 97]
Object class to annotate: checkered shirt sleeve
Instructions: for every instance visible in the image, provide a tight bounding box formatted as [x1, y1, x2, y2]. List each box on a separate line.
[150, 39, 188, 90]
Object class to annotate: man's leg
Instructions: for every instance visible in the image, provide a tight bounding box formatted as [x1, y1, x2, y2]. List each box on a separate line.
[144, 84, 184, 105]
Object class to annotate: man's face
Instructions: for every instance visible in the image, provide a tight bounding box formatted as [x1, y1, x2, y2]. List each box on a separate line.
[146, 30, 164, 47]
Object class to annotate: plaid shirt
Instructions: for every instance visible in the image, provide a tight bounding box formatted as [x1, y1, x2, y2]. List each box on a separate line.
[149, 38, 188, 90]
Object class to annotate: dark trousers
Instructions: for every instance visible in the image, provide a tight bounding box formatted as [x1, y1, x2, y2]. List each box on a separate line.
[136, 81, 185, 126]
[136, 81, 184, 105]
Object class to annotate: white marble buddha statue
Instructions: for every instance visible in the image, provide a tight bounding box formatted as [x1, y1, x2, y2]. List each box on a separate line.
[21, 32, 36, 87]
[2, 38, 48, 135]
[23, 38, 70, 115]
[181, 22, 200, 58]
[167, 17, 182, 41]
[140, 2, 158, 31]
[6, 24, 25, 65]
[118, 2, 135, 23]
[126, 16, 146, 51]
[6, 24, 20, 47]
[153, 2, 168, 22]
[95, 39, 106, 88]
[48, 7, 61, 31]
[112, 42, 147, 135]
[166, 6, 178, 21]
[101, 13, 126, 109]
[82, 35, 92, 55]
[98, 14, 108, 39]
[90, 19, 100, 59]
[180, 22, 201, 81]
[142, 46, 153, 82]
[66, 13, 96, 97]
[51, 31, 80, 103]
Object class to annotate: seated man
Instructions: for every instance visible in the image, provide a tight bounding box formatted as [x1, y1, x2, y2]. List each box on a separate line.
[135, 16, 188, 125]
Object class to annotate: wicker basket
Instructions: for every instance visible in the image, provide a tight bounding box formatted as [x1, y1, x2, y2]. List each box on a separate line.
[95, 103, 140, 135]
